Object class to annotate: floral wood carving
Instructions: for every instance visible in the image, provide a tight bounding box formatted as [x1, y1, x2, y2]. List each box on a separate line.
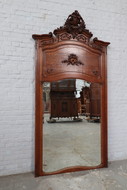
[54, 10, 93, 39]
[92, 70, 99, 76]
[32, 11, 110, 50]
[62, 54, 84, 66]
[64, 11, 86, 38]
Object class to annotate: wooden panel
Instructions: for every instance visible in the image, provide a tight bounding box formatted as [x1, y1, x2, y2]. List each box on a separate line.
[42, 45, 101, 79]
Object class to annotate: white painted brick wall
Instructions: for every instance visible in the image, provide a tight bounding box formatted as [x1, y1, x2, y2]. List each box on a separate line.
[0, 0, 127, 176]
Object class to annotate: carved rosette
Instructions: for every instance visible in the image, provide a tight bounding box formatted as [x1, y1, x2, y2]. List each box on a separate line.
[62, 54, 84, 66]
[92, 70, 99, 76]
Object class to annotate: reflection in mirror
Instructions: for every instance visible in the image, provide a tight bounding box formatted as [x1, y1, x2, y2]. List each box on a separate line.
[42, 79, 101, 173]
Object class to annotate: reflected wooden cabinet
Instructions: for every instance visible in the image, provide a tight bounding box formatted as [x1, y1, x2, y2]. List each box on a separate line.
[80, 83, 100, 118]
[80, 86, 90, 116]
[50, 79, 78, 119]
[90, 83, 101, 118]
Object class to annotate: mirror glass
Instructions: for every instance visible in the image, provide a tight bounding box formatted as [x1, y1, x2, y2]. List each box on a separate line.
[42, 79, 101, 173]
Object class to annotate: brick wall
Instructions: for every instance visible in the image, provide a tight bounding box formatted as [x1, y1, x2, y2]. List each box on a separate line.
[0, 0, 127, 176]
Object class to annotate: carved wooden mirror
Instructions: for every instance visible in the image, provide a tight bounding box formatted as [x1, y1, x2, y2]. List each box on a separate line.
[32, 11, 110, 176]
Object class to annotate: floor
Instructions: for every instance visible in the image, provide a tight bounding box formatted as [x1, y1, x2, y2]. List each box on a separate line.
[0, 159, 127, 190]
[43, 114, 100, 172]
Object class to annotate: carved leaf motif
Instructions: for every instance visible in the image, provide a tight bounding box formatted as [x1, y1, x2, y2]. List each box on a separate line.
[64, 10, 86, 38]
[33, 11, 110, 50]
[59, 33, 72, 41]
[76, 34, 87, 43]
[62, 54, 84, 66]
[47, 68, 54, 74]
[92, 71, 99, 76]
[53, 10, 93, 40]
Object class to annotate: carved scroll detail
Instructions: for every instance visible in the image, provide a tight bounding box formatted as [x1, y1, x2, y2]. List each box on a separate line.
[62, 54, 84, 66]
[76, 34, 88, 43]
[58, 33, 72, 41]
[92, 71, 99, 76]
[54, 10, 92, 40]
[47, 68, 54, 74]
[33, 11, 110, 51]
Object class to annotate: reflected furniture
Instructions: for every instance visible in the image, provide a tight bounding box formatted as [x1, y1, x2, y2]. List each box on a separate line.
[80, 83, 100, 118]
[50, 79, 78, 119]
[80, 86, 90, 116]
[90, 83, 101, 118]
[43, 83, 50, 113]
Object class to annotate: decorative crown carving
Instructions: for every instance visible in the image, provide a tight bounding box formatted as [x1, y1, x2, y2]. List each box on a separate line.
[64, 10, 86, 38]
[54, 10, 92, 39]
[32, 10, 110, 50]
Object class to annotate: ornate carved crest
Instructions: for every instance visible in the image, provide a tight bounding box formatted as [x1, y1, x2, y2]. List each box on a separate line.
[54, 10, 92, 40]
[62, 54, 84, 66]
[64, 10, 86, 38]
[32, 11, 110, 50]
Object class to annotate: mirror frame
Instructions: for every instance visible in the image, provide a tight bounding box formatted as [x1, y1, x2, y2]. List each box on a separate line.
[32, 10, 110, 177]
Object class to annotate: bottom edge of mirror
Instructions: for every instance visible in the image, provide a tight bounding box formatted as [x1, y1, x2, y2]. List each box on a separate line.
[40, 163, 107, 176]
